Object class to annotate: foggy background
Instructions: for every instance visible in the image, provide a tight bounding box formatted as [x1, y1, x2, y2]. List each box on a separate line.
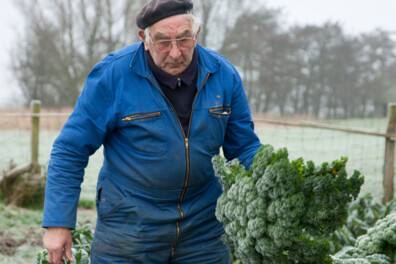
[0, 0, 395, 115]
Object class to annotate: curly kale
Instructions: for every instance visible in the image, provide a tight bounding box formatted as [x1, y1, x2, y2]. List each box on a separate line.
[328, 193, 392, 255]
[213, 144, 364, 264]
[332, 247, 391, 264]
[356, 212, 396, 261]
[332, 246, 391, 264]
[331, 210, 396, 264]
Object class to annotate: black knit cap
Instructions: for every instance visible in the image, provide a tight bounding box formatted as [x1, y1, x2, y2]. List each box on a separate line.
[136, 0, 193, 29]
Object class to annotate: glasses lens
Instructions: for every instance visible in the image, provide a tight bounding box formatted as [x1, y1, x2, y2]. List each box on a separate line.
[156, 40, 171, 51]
[177, 38, 193, 49]
[153, 37, 194, 51]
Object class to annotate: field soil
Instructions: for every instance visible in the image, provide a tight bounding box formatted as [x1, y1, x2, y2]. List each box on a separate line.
[0, 204, 97, 263]
[0, 228, 43, 256]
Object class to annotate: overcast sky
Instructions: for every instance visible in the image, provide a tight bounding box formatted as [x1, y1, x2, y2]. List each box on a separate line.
[0, 0, 22, 108]
[0, 0, 395, 108]
[265, 0, 396, 35]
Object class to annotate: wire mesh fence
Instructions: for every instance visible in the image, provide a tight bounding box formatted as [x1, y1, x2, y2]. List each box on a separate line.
[1, 107, 395, 202]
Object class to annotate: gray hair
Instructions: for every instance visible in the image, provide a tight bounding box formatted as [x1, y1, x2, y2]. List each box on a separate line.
[144, 11, 201, 44]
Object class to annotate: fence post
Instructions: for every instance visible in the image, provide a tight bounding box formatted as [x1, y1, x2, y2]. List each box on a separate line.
[382, 103, 396, 204]
[31, 100, 41, 173]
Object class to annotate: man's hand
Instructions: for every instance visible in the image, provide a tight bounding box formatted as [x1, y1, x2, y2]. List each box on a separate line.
[43, 227, 74, 264]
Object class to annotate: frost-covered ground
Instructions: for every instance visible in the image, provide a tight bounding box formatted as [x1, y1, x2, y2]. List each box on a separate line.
[0, 117, 388, 202]
[0, 130, 101, 201]
[0, 202, 96, 264]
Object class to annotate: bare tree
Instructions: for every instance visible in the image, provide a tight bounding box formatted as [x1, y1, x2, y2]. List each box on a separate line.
[194, 0, 218, 47]
[194, 0, 263, 49]
[220, 8, 282, 112]
[357, 30, 396, 117]
[11, 0, 145, 107]
[11, 0, 60, 105]
[10, 0, 396, 115]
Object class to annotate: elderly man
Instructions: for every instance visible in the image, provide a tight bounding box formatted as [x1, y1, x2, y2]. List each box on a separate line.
[42, 0, 262, 263]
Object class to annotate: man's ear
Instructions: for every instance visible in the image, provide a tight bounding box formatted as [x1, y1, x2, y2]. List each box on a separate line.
[194, 26, 201, 47]
[138, 29, 149, 51]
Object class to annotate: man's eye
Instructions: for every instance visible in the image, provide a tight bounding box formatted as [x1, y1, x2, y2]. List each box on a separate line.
[158, 40, 171, 45]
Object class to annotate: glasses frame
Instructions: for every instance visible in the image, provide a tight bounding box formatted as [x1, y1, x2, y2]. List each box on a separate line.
[151, 36, 196, 52]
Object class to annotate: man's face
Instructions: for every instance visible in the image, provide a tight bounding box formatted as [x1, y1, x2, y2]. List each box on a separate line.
[139, 15, 198, 76]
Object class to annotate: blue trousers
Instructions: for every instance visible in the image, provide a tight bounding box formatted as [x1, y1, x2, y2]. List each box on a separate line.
[91, 231, 230, 263]
[91, 177, 229, 263]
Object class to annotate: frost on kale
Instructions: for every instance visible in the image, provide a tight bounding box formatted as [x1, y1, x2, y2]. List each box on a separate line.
[213, 144, 364, 264]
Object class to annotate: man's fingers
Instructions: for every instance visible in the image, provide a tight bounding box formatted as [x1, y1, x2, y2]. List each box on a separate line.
[47, 251, 53, 263]
[46, 247, 64, 264]
[43, 227, 73, 263]
[64, 241, 75, 262]
[51, 247, 65, 264]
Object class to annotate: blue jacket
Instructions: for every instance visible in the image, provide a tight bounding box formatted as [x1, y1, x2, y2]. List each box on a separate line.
[43, 42, 261, 262]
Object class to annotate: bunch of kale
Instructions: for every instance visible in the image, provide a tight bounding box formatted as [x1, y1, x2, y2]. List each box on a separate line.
[213, 144, 364, 264]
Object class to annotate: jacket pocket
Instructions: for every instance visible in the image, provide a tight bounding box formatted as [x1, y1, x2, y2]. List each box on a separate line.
[198, 106, 231, 152]
[97, 178, 134, 220]
[119, 111, 167, 155]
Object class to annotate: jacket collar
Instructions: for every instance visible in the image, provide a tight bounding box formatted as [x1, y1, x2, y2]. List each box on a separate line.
[195, 45, 220, 74]
[130, 42, 220, 79]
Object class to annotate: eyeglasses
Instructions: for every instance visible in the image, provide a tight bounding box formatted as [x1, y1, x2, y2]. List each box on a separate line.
[151, 36, 195, 52]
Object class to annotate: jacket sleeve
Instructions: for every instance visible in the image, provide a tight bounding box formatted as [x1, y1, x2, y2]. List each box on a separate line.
[222, 67, 262, 169]
[42, 58, 116, 228]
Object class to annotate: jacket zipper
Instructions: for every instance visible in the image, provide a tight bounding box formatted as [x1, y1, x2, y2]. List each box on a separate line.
[147, 73, 210, 259]
[121, 111, 161, 122]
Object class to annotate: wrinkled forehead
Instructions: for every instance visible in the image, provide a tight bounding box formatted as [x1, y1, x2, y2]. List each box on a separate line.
[150, 15, 193, 39]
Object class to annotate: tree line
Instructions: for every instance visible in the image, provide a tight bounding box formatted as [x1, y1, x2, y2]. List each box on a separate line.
[11, 0, 396, 118]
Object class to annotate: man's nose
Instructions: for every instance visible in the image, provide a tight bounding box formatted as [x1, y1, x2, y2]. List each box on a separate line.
[169, 40, 182, 58]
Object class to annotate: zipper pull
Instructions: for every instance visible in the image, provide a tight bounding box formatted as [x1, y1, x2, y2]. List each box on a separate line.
[185, 138, 189, 148]
[177, 78, 181, 87]
[121, 116, 132, 122]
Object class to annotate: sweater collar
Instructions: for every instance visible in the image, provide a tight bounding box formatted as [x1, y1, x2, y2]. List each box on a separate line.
[145, 48, 198, 90]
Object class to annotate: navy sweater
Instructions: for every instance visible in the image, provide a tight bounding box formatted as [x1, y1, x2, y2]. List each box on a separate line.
[146, 49, 198, 136]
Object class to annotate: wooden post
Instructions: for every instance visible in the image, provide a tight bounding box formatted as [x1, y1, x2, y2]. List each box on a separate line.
[383, 103, 396, 204]
[31, 100, 41, 173]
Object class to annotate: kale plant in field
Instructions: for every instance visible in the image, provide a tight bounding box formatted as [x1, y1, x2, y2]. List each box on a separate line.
[328, 193, 388, 254]
[332, 211, 396, 263]
[213, 144, 364, 264]
[36, 224, 92, 264]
